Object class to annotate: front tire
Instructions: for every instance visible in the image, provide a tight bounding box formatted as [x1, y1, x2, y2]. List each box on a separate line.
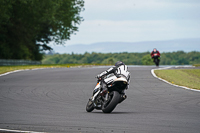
[102, 91, 120, 113]
[155, 58, 159, 66]
[86, 99, 95, 112]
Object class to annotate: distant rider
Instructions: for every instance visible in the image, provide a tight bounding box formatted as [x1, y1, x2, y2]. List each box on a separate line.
[151, 48, 161, 66]
[95, 61, 131, 103]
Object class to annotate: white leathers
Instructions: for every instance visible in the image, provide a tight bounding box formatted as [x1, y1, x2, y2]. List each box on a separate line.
[115, 65, 130, 79]
[98, 65, 130, 80]
[96, 64, 131, 89]
[115, 65, 130, 90]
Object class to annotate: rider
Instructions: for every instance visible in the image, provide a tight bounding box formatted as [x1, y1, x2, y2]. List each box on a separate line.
[151, 48, 160, 65]
[95, 61, 131, 103]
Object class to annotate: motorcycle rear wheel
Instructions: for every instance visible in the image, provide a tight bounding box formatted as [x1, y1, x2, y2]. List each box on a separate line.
[102, 91, 120, 113]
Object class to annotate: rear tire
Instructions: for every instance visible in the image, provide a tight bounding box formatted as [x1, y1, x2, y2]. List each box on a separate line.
[86, 99, 95, 112]
[102, 91, 120, 113]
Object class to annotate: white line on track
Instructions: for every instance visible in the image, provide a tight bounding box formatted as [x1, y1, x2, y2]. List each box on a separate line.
[0, 68, 48, 77]
[0, 66, 103, 77]
[0, 68, 50, 133]
[0, 128, 46, 133]
[151, 66, 200, 92]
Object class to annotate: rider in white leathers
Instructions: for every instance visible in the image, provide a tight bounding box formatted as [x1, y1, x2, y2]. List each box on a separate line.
[94, 61, 131, 102]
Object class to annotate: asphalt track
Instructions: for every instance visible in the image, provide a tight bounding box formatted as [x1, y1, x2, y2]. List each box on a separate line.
[0, 66, 200, 133]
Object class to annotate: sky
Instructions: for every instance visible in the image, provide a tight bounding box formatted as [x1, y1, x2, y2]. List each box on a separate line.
[50, 0, 200, 51]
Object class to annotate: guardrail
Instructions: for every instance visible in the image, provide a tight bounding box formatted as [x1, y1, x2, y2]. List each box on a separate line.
[0, 59, 41, 66]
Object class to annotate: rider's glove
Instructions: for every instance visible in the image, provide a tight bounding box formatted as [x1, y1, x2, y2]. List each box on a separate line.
[96, 74, 101, 79]
[96, 75, 102, 82]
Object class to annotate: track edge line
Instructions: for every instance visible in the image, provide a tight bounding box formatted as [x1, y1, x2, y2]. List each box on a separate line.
[151, 66, 200, 92]
[0, 128, 46, 133]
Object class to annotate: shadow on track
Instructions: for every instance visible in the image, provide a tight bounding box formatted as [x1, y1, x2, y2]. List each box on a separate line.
[85, 111, 137, 114]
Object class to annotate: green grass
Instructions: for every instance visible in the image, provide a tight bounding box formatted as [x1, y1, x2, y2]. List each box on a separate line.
[193, 64, 200, 67]
[0, 64, 98, 75]
[154, 69, 200, 90]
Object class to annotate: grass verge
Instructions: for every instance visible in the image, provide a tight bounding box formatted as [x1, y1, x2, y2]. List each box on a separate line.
[154, 69, 200, 90]
[193, 64, 200, 67]
[0, 64, 98, 75]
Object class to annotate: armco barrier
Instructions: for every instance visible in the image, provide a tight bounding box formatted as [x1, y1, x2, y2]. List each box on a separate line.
[0, 59, 41, 66]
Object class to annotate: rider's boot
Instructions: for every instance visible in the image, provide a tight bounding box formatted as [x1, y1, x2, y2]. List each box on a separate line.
[118, 94, 127, 103]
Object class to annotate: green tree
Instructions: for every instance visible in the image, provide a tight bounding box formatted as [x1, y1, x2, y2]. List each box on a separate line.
[142, 54, 154, 65]
[42, 51, 200, 65]
[0, 0, 84, 60]
[102, 57, 117, 65]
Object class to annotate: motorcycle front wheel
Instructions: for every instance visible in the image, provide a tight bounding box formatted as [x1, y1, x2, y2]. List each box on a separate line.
[155, 58, 159, 66]
[86, 99, 95, 112]
[102, 91, 120, 113]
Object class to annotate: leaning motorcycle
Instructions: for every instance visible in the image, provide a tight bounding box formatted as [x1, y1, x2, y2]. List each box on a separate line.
[86, 74, 128, 113]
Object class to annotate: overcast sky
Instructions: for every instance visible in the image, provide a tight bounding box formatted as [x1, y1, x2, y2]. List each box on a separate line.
[51, 0, 200, 48]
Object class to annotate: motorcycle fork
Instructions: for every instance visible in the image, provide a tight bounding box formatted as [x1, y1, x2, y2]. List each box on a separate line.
[92, 89, 100, 101]
[104, 91, 109, 101]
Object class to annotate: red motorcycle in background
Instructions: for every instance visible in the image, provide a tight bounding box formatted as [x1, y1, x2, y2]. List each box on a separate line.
[151, 48, 161, 67]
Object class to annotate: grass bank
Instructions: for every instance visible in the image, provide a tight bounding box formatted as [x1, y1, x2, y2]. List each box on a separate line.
[0, 64, 97, 75]
[154, 69, 200, 90]
[194, 64, 200, 67]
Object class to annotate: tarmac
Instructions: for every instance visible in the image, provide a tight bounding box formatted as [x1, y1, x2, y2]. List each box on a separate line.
[0, 66, 200, 133]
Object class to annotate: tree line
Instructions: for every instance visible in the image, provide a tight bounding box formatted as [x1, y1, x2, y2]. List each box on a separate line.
[42, 51, 200, 65]
[0, 0, 84, 61]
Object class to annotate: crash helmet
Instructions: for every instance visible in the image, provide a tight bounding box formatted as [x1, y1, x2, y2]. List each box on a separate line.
[115, 61, 125, 67]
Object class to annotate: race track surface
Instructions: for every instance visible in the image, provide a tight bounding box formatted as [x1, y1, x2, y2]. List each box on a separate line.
[0, 67, 200, 133]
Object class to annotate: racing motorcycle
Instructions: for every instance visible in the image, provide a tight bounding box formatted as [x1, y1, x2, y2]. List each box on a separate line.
[86, 74, 128, 113]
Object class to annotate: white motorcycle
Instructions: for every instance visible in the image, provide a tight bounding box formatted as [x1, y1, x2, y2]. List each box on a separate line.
[86, 74, 128, 113]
